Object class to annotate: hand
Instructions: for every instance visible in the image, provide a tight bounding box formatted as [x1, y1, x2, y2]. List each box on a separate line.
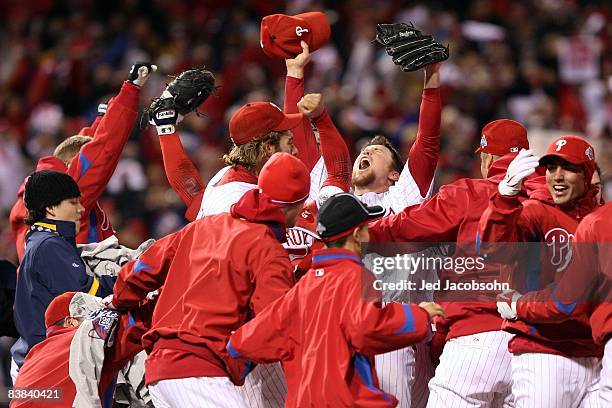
[418, 302, 446, 319]
[128, 62, 158, 87]
[285, 41, 310, 79]
[149, 90, 183, 135]
[498, 149, 540, 196]
[496, 290, 522, 320]
[298, 93, 324, 119]
[97, 101, 108, 116]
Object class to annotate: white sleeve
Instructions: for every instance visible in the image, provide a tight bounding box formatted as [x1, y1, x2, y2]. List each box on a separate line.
[306, 157, 327, 205]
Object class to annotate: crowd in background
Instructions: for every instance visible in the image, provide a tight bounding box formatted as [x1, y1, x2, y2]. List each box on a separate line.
[0, 0, 610, 265]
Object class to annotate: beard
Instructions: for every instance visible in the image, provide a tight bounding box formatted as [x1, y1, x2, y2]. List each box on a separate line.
[352, 169, 376, 189]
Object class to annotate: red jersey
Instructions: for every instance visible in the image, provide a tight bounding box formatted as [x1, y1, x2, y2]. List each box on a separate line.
[228, 248, 431, 407]
[478, 187, 601, 357]
[515, 202, 612, 345]
[112, 189, 295, 385]
[10, 82, 140, 260]
[368, 154, 530, 340]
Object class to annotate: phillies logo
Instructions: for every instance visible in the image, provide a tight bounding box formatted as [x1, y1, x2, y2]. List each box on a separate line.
[295, 26, 309, 37]
[585, 146, 594, 161]
[544, 228, 574, 272]
[555, 139, 567, 151]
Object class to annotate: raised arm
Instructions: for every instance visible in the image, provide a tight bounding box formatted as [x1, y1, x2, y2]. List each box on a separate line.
[406, 63, 442, 197]
[285, 42, 319, 171]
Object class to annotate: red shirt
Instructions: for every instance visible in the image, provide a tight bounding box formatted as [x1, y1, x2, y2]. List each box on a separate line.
[112, 189, 295, 385]
[229, 248, 431, 407]
[478, 187, 601, 357]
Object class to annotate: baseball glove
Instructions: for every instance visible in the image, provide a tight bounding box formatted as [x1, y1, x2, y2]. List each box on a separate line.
[143, 68, 216, 127]
[375, 22, 449, 72]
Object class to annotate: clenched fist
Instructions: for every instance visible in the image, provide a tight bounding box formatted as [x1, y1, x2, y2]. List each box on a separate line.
[418, 302, 446, 319]
[297, 93, 324, 119]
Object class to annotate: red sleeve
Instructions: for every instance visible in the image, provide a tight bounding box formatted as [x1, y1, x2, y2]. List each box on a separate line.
[159, 132, 205, 222]
[314, 111, 351, 191]
[77, 115, 103, 137]
[284, 76, 319, 171]
[407, 88, 441, 197]
[248, 239, 295, 315]
[67, 82, 139, 211]
[368, 183, 465, 243]
[228, 288, 297, 363]
[112, 232, 180, 310]
[344, 275, 430, 355]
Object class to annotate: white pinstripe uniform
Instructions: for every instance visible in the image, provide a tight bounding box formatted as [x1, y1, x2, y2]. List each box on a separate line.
[511, 353, 601, 408]
[426, 330, 514, 408]
[149, 377, 249, 408]
[601, 339, 612, 405]
[309, 157, 436, 408]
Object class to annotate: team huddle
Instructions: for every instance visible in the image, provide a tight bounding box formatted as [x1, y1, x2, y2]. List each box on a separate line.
[6, 11, 611, 408]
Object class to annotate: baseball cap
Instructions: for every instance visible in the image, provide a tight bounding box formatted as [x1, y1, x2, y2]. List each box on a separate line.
[260, 12, 331, 59]
[229, 102, 304, 145]
[475, 119, 529, 155]
[45, 291, 77, 328]
[258, 152, 310, 205]
[539, 135, 596, 180]
[316, 193, 385, 242]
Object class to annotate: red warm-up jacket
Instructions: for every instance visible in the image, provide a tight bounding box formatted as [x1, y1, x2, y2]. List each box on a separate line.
[228, 248, 431, 407]
[112, 189, 294, 385]
[10, 82, 140, 260]
[11, 302, 153, 408]
[511, 202, 612, 346]
[368, 154, 532, 341]
[478, 185, 601, 357]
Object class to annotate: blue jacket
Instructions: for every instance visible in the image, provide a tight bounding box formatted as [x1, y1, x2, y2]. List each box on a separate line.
[11, 219, 115, 367]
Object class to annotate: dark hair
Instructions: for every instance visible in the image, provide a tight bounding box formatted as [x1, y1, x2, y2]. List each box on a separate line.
[24, 208, 48, 225]
[364, 135, 403, 173]
[325, 235, 349, 248]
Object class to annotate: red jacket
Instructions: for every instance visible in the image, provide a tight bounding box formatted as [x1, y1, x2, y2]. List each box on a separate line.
[112, 189, 295, 385]
[228, 248, 431, 407]
[368, 154, 526, 340]
[11, 303, 152, 408]
[515, 202, 612, 346]
[10, 82, 140, 260]
[478, 186, 601, 357]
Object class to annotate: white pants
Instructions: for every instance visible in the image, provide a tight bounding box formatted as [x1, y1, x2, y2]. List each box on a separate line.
[411, 342, 436, 408]
[512, 353, 600, 408]
[10, 357, 19, 385]
[601, 339, 612, 405]
[376, 346, 416, 408]
[427, 331, 513, 408]
[149, 376, 248, 408]
[236, 362, 286, 408]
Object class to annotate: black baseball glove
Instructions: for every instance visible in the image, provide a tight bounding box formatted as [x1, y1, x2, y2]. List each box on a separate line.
[375, 23, 449, 72]
[143, 68, 216, 129]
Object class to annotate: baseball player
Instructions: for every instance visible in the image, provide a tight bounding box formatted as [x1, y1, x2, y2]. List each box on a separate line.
[227, 193, 446, 407]
[9, 63, 156, 261]
[11, 291, 154, 408]
[478, 136, 602, 407]
[367, 119, 532, 407]
[110, 153, 310, 408]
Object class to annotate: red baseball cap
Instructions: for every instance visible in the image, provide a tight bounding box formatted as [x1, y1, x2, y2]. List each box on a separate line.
[260, 12, 331, 59]
[229, 102, 303, 145]
[475, 119, 529, 155]
[45, 291, 77, 328]
[540, 135, 596, 180]
[258, 152, 310, 205]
